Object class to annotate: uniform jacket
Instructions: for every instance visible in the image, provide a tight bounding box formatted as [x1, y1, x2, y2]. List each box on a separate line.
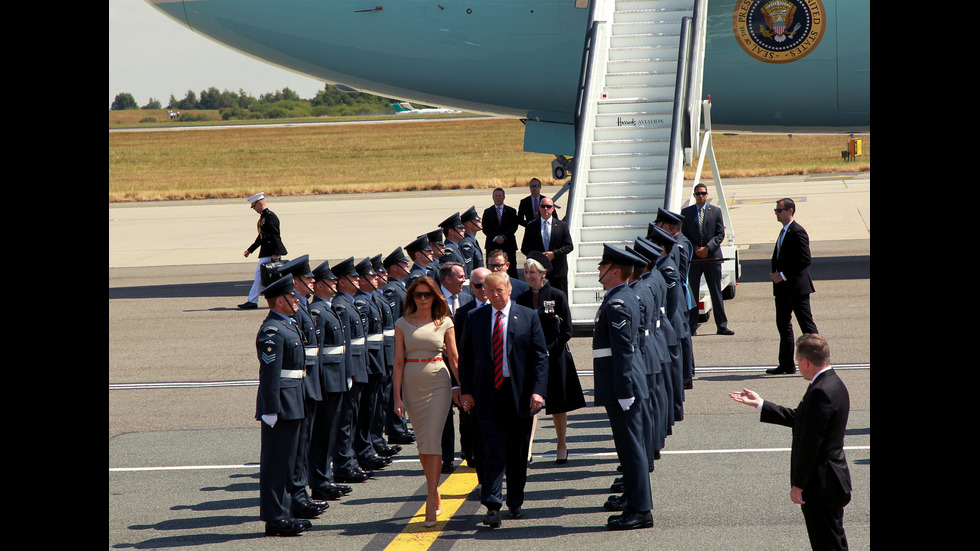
[332, 292, 368, 383]
[592, 284, 648, 406]
[255, 313, 307, 420]
[309, 296, 350, 394]
[247, 208, 288, 257]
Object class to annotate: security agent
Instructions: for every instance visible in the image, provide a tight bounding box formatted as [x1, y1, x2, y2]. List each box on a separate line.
[381, 247, 416, 444]
[307, 260, 354, 501]
[459, 206, 485, 275]
[254, 274, 310, 536]
[275, 255, 329, 520]
[353, 257, 393, 471]
[330, 257, 374, 483]
[592, 245, 653, 530]
[405, 235, 436, 286]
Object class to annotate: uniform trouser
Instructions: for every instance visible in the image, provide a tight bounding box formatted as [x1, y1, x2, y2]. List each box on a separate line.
[475, 382, 532, 511]
[775, 293, 818, 369]
[290, 398, 317, 503]
[247, 256, 273, 304]
[681, 333, 695, 389]
[371, 371, 392, 453]
[334, 382, 362, 474]
[260, 417, 301, 522]
[605, 402, 652, 512]
[663, 343, 683, 425]
[356, 374, 383, 461]
[309, 391, 344, 490]
[385, 373, 411, 438]
[654, 370, 668, 449]
[688, 260, 728, 331]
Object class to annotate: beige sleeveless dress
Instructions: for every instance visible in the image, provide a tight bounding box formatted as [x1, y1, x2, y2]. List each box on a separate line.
[396, 316, 454, 455]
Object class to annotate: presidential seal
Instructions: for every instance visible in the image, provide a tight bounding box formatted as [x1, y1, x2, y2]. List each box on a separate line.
[732, 0, 826, 64]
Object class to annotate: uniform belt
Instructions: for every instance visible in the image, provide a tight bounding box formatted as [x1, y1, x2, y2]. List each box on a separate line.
[643, 329, 650, 336]
[367, 334, 384, 342]
[405, 357, 443, 363]
[305, 346, 318, 357]
[322, 345, 345, 355]
[383, 329, 395, 337]
[352, 337, 366, 346]
[592, 348, 612, 358]
[281, 369, 306, 379]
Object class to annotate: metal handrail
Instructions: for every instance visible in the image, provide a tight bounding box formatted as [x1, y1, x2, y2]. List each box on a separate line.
[664, 17, 692, 212]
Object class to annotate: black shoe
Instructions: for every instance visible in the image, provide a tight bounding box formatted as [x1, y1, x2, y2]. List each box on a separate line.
[555, 451, 568, 465]
[441, 460, 454, 473]
[312, 486, 346, 500]
[377, 444, 402, 457]
[508, 506, 524, 519]
[265, 518, 306, 536]
[766, 366, 796, 375]
[482, 509, 501, 528]
[684, 380, 694, 390]
[716, 327, 735, 335]
[293, 501, 325, 519]
[388, 433, 416, 444]
[607, 509, 653, 530]
[610, 480, 624, 493]
[335, 469, 369, 483]
[604, 495, 626, 511]
[359, 455, 389, 470]
[238, 302, 258, 309]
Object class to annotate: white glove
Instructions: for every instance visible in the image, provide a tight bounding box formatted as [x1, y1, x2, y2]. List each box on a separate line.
[347, 377, 353, 390]
[618, 397, 635, 411]
[261, 413, 278, 427]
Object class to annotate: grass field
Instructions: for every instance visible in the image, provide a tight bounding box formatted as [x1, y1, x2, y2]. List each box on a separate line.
[108, 112, 870, 202]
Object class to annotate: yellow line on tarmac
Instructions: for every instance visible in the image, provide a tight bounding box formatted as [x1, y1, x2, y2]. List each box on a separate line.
[384, 465, 480, 550]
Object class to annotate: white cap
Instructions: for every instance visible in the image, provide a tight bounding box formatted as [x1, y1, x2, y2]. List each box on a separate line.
[247, 192, 265, 205]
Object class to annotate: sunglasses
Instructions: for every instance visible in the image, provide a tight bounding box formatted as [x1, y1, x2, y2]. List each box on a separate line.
[412, 291, 435, 300]
[694, 191, 707, 197]
[530, 184, 540, 188]
[774, 208, 789, 213]
[540, 204, 554, 209]
[471, 282, 484, 289]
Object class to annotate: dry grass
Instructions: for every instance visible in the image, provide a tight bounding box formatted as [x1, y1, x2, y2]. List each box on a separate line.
[108, 115, 869, 202]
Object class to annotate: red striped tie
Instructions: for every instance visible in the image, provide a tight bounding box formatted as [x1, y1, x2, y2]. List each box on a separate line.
[492, 310, 504, 389]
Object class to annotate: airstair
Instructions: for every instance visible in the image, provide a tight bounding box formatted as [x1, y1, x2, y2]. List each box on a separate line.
[560, 0, 712, 329]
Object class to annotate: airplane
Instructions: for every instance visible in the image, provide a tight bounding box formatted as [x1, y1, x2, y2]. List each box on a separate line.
[390, 102, 461, 115]
[146, 0, 870, 159]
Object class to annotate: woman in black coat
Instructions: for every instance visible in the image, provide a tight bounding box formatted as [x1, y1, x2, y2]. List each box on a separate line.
[516, 252, 586, 464]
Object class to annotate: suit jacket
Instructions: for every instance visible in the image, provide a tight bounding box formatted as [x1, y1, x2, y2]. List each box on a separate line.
[247, 208, 288, 258]
[517, 194, 546, 228]
[771, 220, 816, 297]
[458, 301, 548, 418]
[681, 203, 725, 259]
[520, 217, 574, 280]
[482, 204, 519, 255]
[761, 369, 851, 506]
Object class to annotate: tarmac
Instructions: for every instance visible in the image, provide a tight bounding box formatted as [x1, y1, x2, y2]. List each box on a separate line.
[109, 172, 870, 550]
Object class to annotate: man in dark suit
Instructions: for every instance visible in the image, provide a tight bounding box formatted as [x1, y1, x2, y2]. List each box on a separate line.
[486, 249, 529, 298]
[729, 334, 851, 550]
[438, 261, 474, 472]
[681, 184, 733, 335]
[241, 192, 289, 309]
[482, 188, 520, 279]
[520, 196, 574, 295]
[517, 178, 545, 228]
[768, 198, 818, 374]
[454, 267, 491, 477]
[458, 271, 548, 528]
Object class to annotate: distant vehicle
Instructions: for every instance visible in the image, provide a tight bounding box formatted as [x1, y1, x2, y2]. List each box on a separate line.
[390, 102, 461, 115]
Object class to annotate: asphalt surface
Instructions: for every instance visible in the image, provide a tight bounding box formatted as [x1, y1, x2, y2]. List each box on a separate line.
[109, 173, 870, 550]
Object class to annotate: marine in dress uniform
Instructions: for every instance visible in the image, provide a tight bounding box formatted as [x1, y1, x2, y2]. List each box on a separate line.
[275, 255, 329, 520]
[307, 260, 354, 501]
[592, 245, 653, 531]
[241, 192, 289, 309]
[330, 257, 374, 483]
[254, 275, 309, 536]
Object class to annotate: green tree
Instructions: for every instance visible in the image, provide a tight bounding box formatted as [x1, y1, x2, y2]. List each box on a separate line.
[141, 98, 162, 110]
[111, 92, 138, 110]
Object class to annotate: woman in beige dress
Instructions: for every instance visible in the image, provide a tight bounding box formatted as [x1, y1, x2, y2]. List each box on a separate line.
[393, 276, 461, 526]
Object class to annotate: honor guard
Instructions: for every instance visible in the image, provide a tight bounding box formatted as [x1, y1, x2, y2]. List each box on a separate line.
[353, 257, 393, 471]
[405, 235, 435, 286]
[439, 212, 470, 276]
[647, 226, 687, 425]
[255, 275, 309, 536]
[275, 255, 329, 520]
[633, 237, 673, 455]
[369, 254, 403, 459]
[307, 260, 354, 501]
[652, 209, 696, 389]
[424, 229, 449, 279]
[330, 257, 374, 483]
[592, 245, 653, 531]
[459, 206, 485, 276]
[381, 247, 416, 444]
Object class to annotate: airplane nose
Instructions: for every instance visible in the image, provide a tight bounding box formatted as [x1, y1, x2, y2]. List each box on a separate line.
[145, 0, 190, 30]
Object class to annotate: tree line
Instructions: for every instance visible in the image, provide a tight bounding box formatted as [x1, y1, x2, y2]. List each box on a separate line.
[110, 85, 403, 120]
